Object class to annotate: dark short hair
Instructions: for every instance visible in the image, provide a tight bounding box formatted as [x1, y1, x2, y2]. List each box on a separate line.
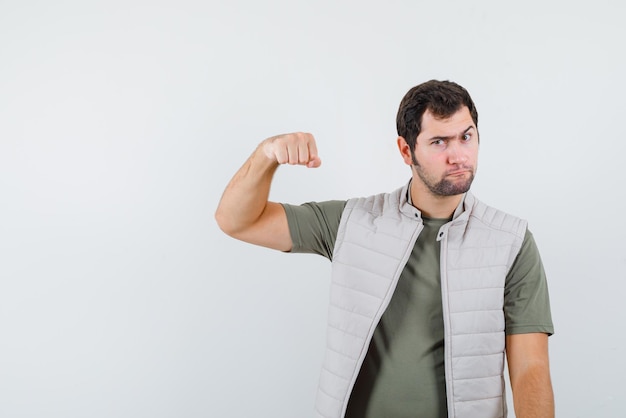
[396, 80, 478, 151]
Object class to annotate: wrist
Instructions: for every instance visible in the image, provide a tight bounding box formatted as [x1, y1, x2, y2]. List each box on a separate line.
[252, 142, 280, 173]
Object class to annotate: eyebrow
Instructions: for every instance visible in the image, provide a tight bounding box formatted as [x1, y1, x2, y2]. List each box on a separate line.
[427, 125, 475, 142]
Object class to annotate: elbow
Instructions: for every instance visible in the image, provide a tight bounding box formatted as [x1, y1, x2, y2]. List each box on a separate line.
[214, 206, 249, 239]
[214, 207, 236, 237]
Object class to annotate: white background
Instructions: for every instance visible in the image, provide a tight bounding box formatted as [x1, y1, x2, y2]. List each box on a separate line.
[1, 1, 625, 417]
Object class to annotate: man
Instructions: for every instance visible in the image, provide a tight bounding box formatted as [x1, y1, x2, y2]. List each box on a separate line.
[215, 80, 554, 418]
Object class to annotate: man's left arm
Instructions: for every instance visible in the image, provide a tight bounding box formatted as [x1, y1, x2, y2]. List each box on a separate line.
[504, 228, 555, 418]
[506, 333, 554, 418]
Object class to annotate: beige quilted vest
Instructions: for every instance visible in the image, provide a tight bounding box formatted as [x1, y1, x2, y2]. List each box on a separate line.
[314, 182, 526, 418]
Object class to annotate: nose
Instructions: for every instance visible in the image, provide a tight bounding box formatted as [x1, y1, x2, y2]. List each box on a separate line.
[447, 141, 468, 165]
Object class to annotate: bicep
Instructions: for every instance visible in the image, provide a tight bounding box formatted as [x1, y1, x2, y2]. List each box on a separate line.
[283, 200, 345, 259]
[228, 201, 293, 252]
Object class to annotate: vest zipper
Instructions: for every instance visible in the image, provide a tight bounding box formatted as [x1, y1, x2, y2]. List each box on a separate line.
[438, 225, 455, 418]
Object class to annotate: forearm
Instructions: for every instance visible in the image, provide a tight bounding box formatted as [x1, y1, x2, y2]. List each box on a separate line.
[511, 364, 555, 418]
[215, 143, 279, 236]
[215, 132, 320, 250]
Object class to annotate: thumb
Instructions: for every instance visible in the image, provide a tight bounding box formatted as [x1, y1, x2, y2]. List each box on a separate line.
[306, 156, 322, 168]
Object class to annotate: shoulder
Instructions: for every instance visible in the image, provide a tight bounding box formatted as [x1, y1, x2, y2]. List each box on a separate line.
[345, 186, 405, 216]
[465, 193, 527, 240]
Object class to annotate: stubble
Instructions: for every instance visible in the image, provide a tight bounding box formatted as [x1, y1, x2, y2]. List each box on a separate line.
[411, 154, 475, 197]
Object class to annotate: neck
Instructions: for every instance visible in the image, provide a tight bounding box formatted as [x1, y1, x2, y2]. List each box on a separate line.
[410, 181, 464, 219]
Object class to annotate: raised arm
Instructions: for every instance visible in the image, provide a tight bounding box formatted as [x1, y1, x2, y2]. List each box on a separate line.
[214, 132, 321, 251]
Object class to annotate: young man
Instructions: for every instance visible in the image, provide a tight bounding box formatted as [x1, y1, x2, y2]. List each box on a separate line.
[215, 80, 554, 418]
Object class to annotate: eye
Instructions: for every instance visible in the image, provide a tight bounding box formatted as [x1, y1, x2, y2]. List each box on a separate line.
[462, 133, 471, 141]
[431, 139, 445, 146]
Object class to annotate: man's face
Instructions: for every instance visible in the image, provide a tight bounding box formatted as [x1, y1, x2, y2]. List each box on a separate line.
[402, 106, 479, 197]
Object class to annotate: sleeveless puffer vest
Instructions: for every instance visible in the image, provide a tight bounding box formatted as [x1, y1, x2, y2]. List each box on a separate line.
[314, 182, 527, 418]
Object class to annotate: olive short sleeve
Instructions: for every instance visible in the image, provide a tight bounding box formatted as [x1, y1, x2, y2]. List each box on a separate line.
[281, 200, 347, 260]
[504, 229, 554, 336]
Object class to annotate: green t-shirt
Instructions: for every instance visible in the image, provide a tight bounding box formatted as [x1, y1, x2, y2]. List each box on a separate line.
[282, 199, 553, 418]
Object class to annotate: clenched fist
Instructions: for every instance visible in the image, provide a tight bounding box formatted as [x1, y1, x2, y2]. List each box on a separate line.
[261, 132, 322, 168]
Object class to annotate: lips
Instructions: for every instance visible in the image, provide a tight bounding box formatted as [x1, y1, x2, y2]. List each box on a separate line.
[447, 170, 470, 176]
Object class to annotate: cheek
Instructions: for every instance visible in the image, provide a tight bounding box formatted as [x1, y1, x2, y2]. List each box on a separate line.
[461, 145, 478, 163]
[470, 149, 479, 164]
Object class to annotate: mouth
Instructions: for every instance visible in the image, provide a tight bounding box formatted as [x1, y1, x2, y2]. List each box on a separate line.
[446, 170, 470, 177]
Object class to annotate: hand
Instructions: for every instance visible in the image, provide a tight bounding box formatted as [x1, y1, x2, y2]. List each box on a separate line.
[261, 132, 322, 168]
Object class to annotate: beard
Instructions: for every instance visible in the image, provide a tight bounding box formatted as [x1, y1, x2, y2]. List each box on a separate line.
[411, 154, 475, 197]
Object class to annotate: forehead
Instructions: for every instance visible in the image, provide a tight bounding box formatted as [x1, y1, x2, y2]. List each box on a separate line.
[418, 106, 475, 139]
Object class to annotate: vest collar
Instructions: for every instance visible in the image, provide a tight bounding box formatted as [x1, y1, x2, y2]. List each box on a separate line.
[401, 179, 475, 223]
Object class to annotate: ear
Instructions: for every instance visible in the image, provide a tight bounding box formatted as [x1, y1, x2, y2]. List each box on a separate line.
[397, 136, 413, 166]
